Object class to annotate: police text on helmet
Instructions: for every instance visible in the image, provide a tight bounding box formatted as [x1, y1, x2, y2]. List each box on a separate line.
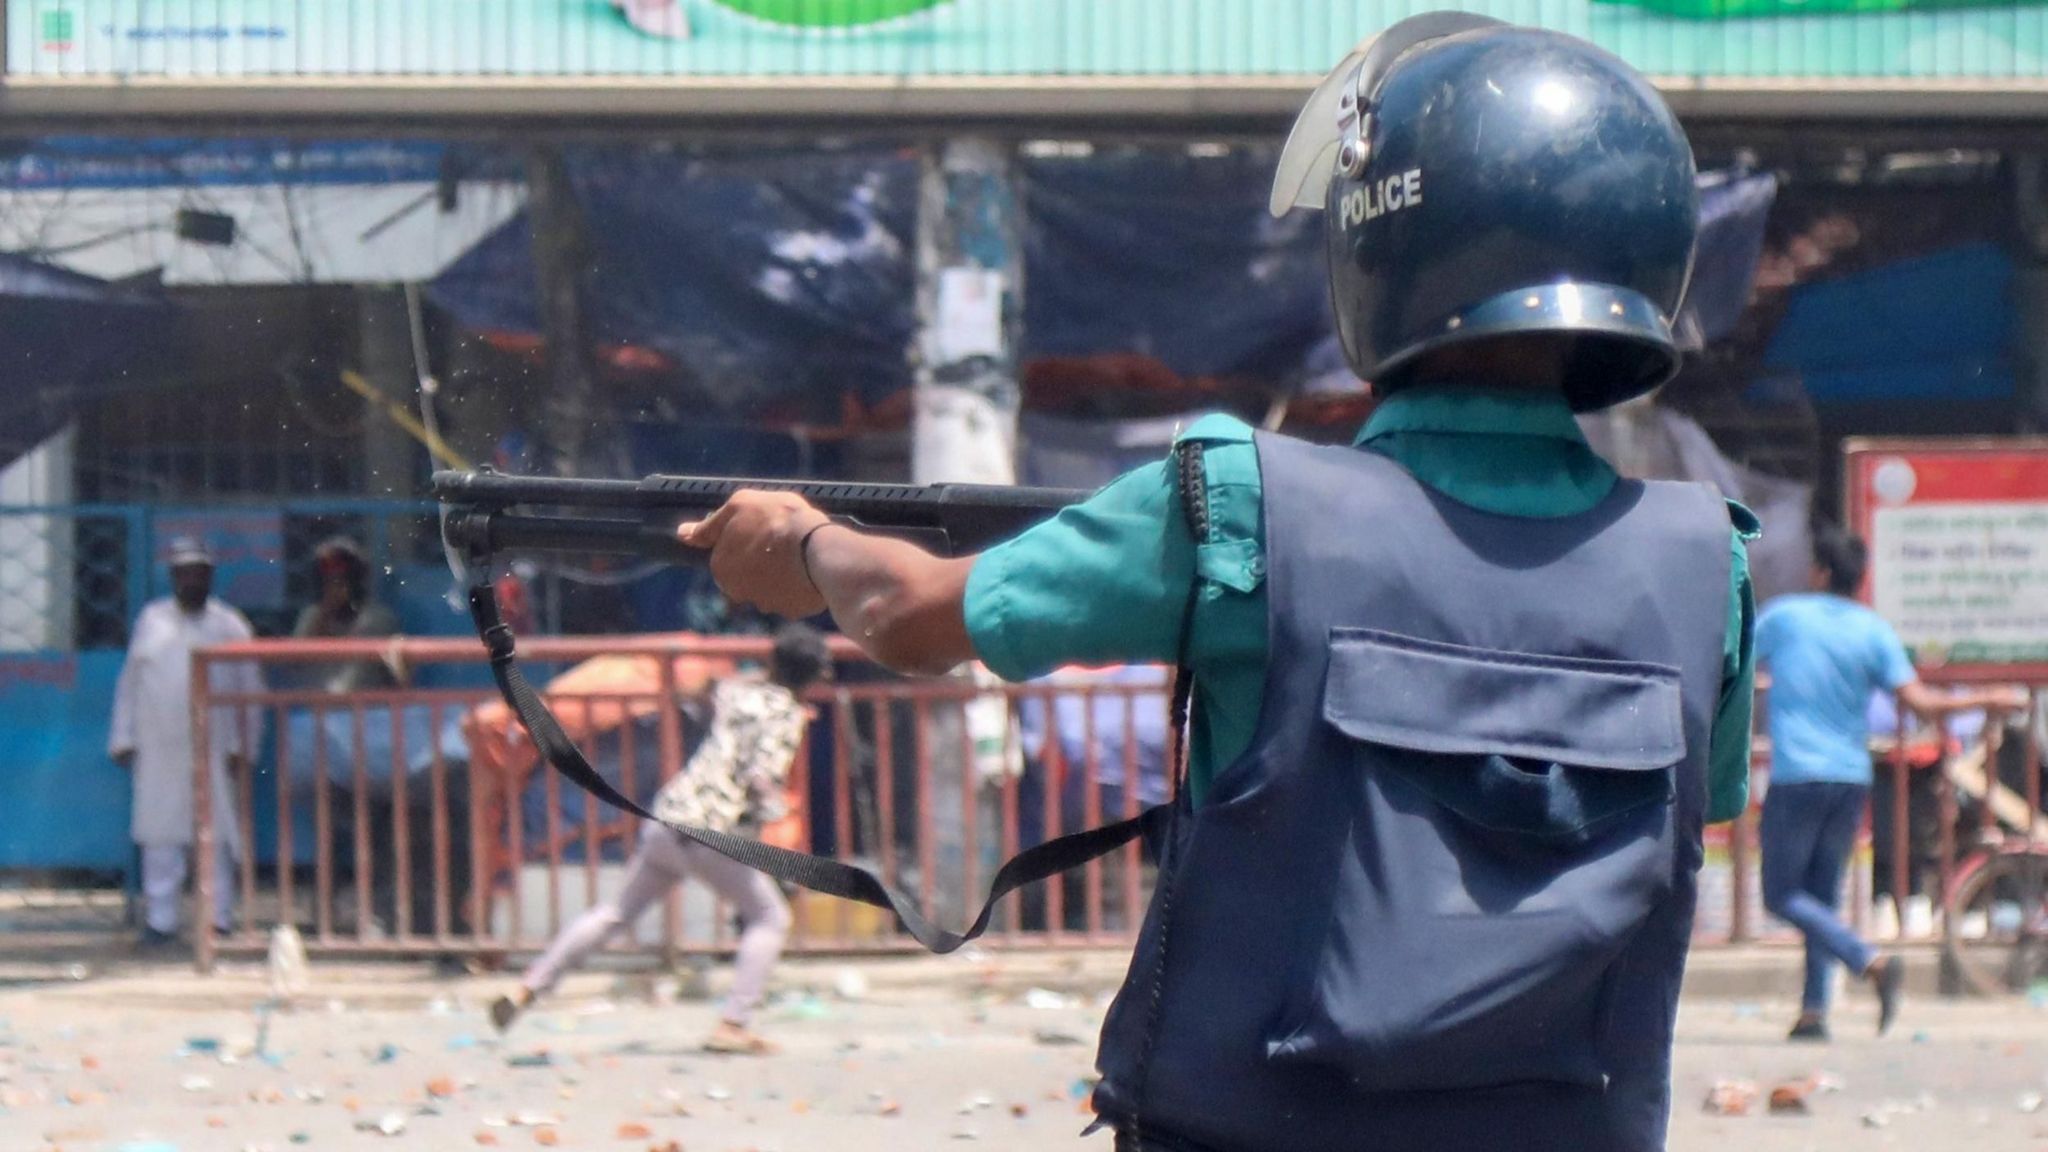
[1340, 170, 1422, 228]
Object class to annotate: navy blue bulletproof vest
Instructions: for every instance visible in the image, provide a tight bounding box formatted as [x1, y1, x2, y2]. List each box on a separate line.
[1092, 434, 1732, 1152]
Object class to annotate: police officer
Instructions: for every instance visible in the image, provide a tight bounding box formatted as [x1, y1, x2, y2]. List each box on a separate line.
[680, 15, 1756, 1151]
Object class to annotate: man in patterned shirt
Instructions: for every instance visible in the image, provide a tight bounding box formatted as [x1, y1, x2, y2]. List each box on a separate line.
[491, 623, 830, 1054]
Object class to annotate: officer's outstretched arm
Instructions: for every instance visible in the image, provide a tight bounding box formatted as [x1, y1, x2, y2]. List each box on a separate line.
[680, 489, 978, 678]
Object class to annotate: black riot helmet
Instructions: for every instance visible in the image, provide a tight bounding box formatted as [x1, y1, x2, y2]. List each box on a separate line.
[1271, 14, 1700, 412]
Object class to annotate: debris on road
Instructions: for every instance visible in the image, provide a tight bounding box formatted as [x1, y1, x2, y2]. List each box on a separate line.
[1021, 989, 1071, 1011]
[616, 1121, 652, 1139]
[2019, 1091, 2044, 1114]
[833, 969, 870, 1001]
[1768, 1077, 1818, 1114]
[506, 1051, 553, 1068]
[1032, 1028, 1086, 1047]
[1702, 1080, 1758, 1116]
[353, 1112, 408, 1137]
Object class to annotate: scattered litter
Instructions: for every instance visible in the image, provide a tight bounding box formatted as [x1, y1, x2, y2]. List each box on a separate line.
[66, 1088, 106, 1106]
[1068, 1077, 1097, 1101]
[616, 1122, 652, 1139]
[575, 999, 619, 1017]
[1022, 988, 1071, 1011]
[952, 1126, 980, 1140]
[534, 1129, 561, 1147]
[447, 1034, 482, 1052]
[878, 1099, 902, 1117]
[370, 1043, 401, 1064]
[506, 1051, 553, 1068]
[775, 992, 832, 1021]
[1912, 1031, 1932, 1044]
[705, 1086, 733, 1102]
[428, 998, 455, 1017]
[833, 969, 870, 1001]
[647, 1143, 683, 1152]
[1731, 1003, 1762, 1020]
[427, 1077, 458, 1099]
[293, 1087, 326, 1104]
[184, 1037, 223, 1054]
[268, 926, 309, 1003]
[1768, 1077, 1817, 1115]
[1010, 1103, 1028, 1119]
[474, 1134, 499, 1147]
[181, 1075, 215, 1092]
[65, 963, 90, 981]
[1862, 1111, 1889, 1129]
[2019, 1091, 2043, 1114]
[2027, 981, 2048, 1010]
[1702, 1080, 1758, 1116]
[353, 1113, 408, 1137]
[1033, 1028, 1086, 1047]
[289, 1133, 311, 1145]
[209, 1116, 229, 1128]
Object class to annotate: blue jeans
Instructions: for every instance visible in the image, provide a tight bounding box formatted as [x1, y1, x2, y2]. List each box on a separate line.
[1761, 782, 1879, 1011]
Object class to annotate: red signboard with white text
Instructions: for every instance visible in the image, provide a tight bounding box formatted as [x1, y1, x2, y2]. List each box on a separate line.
[1844, 438, 2048, 679]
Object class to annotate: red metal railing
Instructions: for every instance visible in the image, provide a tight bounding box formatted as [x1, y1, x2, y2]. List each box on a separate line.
[189, 635, 1170, 972]
[189, 638, 2047, 985]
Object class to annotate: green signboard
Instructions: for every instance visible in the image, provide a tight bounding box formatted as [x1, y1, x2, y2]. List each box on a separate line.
[9, 0, 2047, 81]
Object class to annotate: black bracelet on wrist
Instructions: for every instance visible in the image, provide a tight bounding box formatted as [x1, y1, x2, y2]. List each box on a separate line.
[799, 521, 835, 592]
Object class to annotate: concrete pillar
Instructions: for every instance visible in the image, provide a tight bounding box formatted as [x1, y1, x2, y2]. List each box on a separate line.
[909, 137, 1026, 925]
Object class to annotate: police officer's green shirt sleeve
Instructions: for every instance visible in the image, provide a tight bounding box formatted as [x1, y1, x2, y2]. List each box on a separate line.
[963, 414, 1270, 808]
[965, 390, 1757, 821]
[1708, 507, 1760, 825]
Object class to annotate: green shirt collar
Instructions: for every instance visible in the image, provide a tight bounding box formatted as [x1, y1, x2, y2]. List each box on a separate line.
[1355, 386, 1592, 447]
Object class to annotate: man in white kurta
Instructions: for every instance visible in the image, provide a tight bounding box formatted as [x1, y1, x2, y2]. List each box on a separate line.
[108, 538, 265, 944]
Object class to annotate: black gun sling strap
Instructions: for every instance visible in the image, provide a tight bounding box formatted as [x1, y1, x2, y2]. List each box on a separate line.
[465, 445, 1207, 956]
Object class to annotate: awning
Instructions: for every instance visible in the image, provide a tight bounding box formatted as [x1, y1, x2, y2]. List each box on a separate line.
[0, 253, 179, 464]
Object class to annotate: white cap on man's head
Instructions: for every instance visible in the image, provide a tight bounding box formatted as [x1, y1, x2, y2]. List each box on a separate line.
[165, 537, 215, 569]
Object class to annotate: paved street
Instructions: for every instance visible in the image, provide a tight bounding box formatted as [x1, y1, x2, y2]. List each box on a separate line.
[2, 953, 2046, 1152]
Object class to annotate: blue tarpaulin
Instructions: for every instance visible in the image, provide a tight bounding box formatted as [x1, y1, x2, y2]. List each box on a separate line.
[429, 145, 921, 422]
[0, 254, 179, 464]
[1688, 172, 1780, 345]
[1762, 242, 2014, 403]
[1019, 146, 1329, 382]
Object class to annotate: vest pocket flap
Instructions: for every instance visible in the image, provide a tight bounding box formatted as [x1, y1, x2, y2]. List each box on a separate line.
[1323, 628, 1684, 772]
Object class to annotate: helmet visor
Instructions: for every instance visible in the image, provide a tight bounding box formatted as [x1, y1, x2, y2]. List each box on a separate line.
[1267, 37, 1375, 219]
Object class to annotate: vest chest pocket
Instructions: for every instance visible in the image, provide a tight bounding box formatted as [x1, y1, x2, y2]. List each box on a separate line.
[1266, 628, 1686, 1094]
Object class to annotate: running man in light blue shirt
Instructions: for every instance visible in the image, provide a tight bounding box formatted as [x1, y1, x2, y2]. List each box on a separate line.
[1755, 526, 2026, 1042]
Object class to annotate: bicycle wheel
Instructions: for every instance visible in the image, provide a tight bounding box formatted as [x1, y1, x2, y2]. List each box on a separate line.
[1942, 851, 2048, 997]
